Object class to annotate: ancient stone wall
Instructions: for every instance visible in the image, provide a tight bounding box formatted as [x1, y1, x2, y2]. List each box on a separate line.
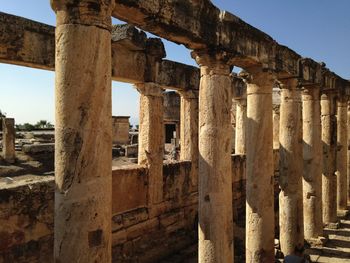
[112, 116, 130, 145]
[0, 154, 280, 262]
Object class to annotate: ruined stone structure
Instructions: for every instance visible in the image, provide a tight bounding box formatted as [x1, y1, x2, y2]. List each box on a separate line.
[1, 118, 16, 164]
[1, 1, 350, 262]
[164, 91, 180, 144]
[112, 116, 130, 145]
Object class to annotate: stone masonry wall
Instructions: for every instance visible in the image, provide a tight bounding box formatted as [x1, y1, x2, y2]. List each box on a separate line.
[0, 155, 280, 262]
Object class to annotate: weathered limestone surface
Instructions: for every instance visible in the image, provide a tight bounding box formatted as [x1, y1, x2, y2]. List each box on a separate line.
[136, 83, 164, 205]
[0, 12, 55, 70]
[22, 143, 54, 154]
[278, 78, 304, 256]
[348, 103, 350, 203]
[112, 116, 130, 145]
[273, 105, 280, 150]
[336, 98, 348, 210]
[244, 67, 274, 262]
[0, 175, 54, 263]
[1, 118, 16, 163]
[302, 85, 323, 239]
[232, 76, 247, 155]
[193, 51, 233, 263]
[0, 13, 199, 91]
[179, 90, 199, 190]
[321, 92, 338, 224]
[52, 0, 114, 261]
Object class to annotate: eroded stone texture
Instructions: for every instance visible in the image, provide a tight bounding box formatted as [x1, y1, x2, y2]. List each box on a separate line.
[273, 105, 280, 150]
[1, 118, 15, 163]
[321, 91, 338, 225]
[52, 0, 114, 261]
[193, 51, 233, 263]
[278, 78, 304, 256]
[112, 116, 130, 145]
[232, 75, 247, 155]
[302, 85, 323, 240]
[336, 98, 348, 211]
[136, 83, 164, 205]
[243, 67, 275, 262]
[179, 90, 199, 190]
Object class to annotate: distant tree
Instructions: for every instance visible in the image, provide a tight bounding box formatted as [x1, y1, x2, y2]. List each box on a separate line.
[34, 120, 54, 129]
[135, 125, 139, 130]
[0, 110, 6, 118]
[22, 123, 35, 131]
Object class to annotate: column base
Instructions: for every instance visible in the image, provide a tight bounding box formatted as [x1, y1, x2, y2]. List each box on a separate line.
[325, 222, 340, 229]
[305, 236, 328, 247]
[337, 209, 350, 218]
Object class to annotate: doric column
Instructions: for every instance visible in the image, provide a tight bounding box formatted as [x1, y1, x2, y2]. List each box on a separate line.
[302, 84, 323, 240]
[51, 0, 114, 261]
[273, 105, 280, 150]
[336, 96, 348, 211]
[136, 83, 164, 205]
[232, 76, 247, 155]
[179, 89, 199, 189]
[192, 51, 233, 263]
[321, 91, 338, 225]
[278, 78, 304, 255]
[2, 118, 15, 163]
[242, 67, 275, 262]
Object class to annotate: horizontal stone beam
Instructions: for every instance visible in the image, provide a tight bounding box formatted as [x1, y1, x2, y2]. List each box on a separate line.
[0, 11, 55, 70]
[0, 12, 199, 91]
[113, 0, 349, 88]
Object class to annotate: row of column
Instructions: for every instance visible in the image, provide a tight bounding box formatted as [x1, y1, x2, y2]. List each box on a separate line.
[193, 50, 350, 262]
[51, 1, 349, 262]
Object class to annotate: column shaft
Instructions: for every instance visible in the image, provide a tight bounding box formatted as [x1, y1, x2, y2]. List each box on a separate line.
[179, 90, 199, 189]
[302, 86, 323, 239]
[278, 79, 304, 255]
[235, 100, 247, 154]
[194, 53, 233, 263]
[337, 98, 348, 210]
[321, 92, 337, 224]
[53, 1, 113, 261]
[273, 106, 280, 150]
[245, 68, 274, 262]
[2, 118, 15, 163]
[137, 83, 164, 205]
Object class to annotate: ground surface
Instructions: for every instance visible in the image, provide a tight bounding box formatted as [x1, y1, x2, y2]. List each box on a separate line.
[306, 213, 350, 262]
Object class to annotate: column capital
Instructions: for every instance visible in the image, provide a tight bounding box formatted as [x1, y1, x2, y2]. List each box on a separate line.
[239, 66, 275, 87]
[135, 82, 164, 97]
[191, 49, 232, 75]
[51, 0, 115, 29]
[177, 89, 199, 99]
[276, 77, 301, 90]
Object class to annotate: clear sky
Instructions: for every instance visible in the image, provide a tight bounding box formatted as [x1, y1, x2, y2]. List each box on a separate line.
[0, 0, 349, 125]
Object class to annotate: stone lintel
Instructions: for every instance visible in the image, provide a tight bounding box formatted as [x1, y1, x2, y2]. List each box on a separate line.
[0, 12, 197, 91]
[156, 60, 199, 91]
[111, 0, 341, 82]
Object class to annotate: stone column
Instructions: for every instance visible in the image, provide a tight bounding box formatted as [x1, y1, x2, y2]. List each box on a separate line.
[234, 98, 247, 155]
[278, 78, 304, 256]
[321, 91, 338, 225]
[336, 97, 348, 211]
[348, 102, 350, 203]
[242, 67, 275, 262]
[273, 105, 280, 150]
[192, 51, 233, 263]
[136, 83, 164, 205]
[1, 118, 15, 163]
[302, 85, 323, 240]
[52, 1, 113, 262]
[179, 90, 199, 189]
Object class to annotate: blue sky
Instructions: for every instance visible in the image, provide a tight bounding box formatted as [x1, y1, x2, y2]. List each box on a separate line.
[0, 0, 349, 125]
